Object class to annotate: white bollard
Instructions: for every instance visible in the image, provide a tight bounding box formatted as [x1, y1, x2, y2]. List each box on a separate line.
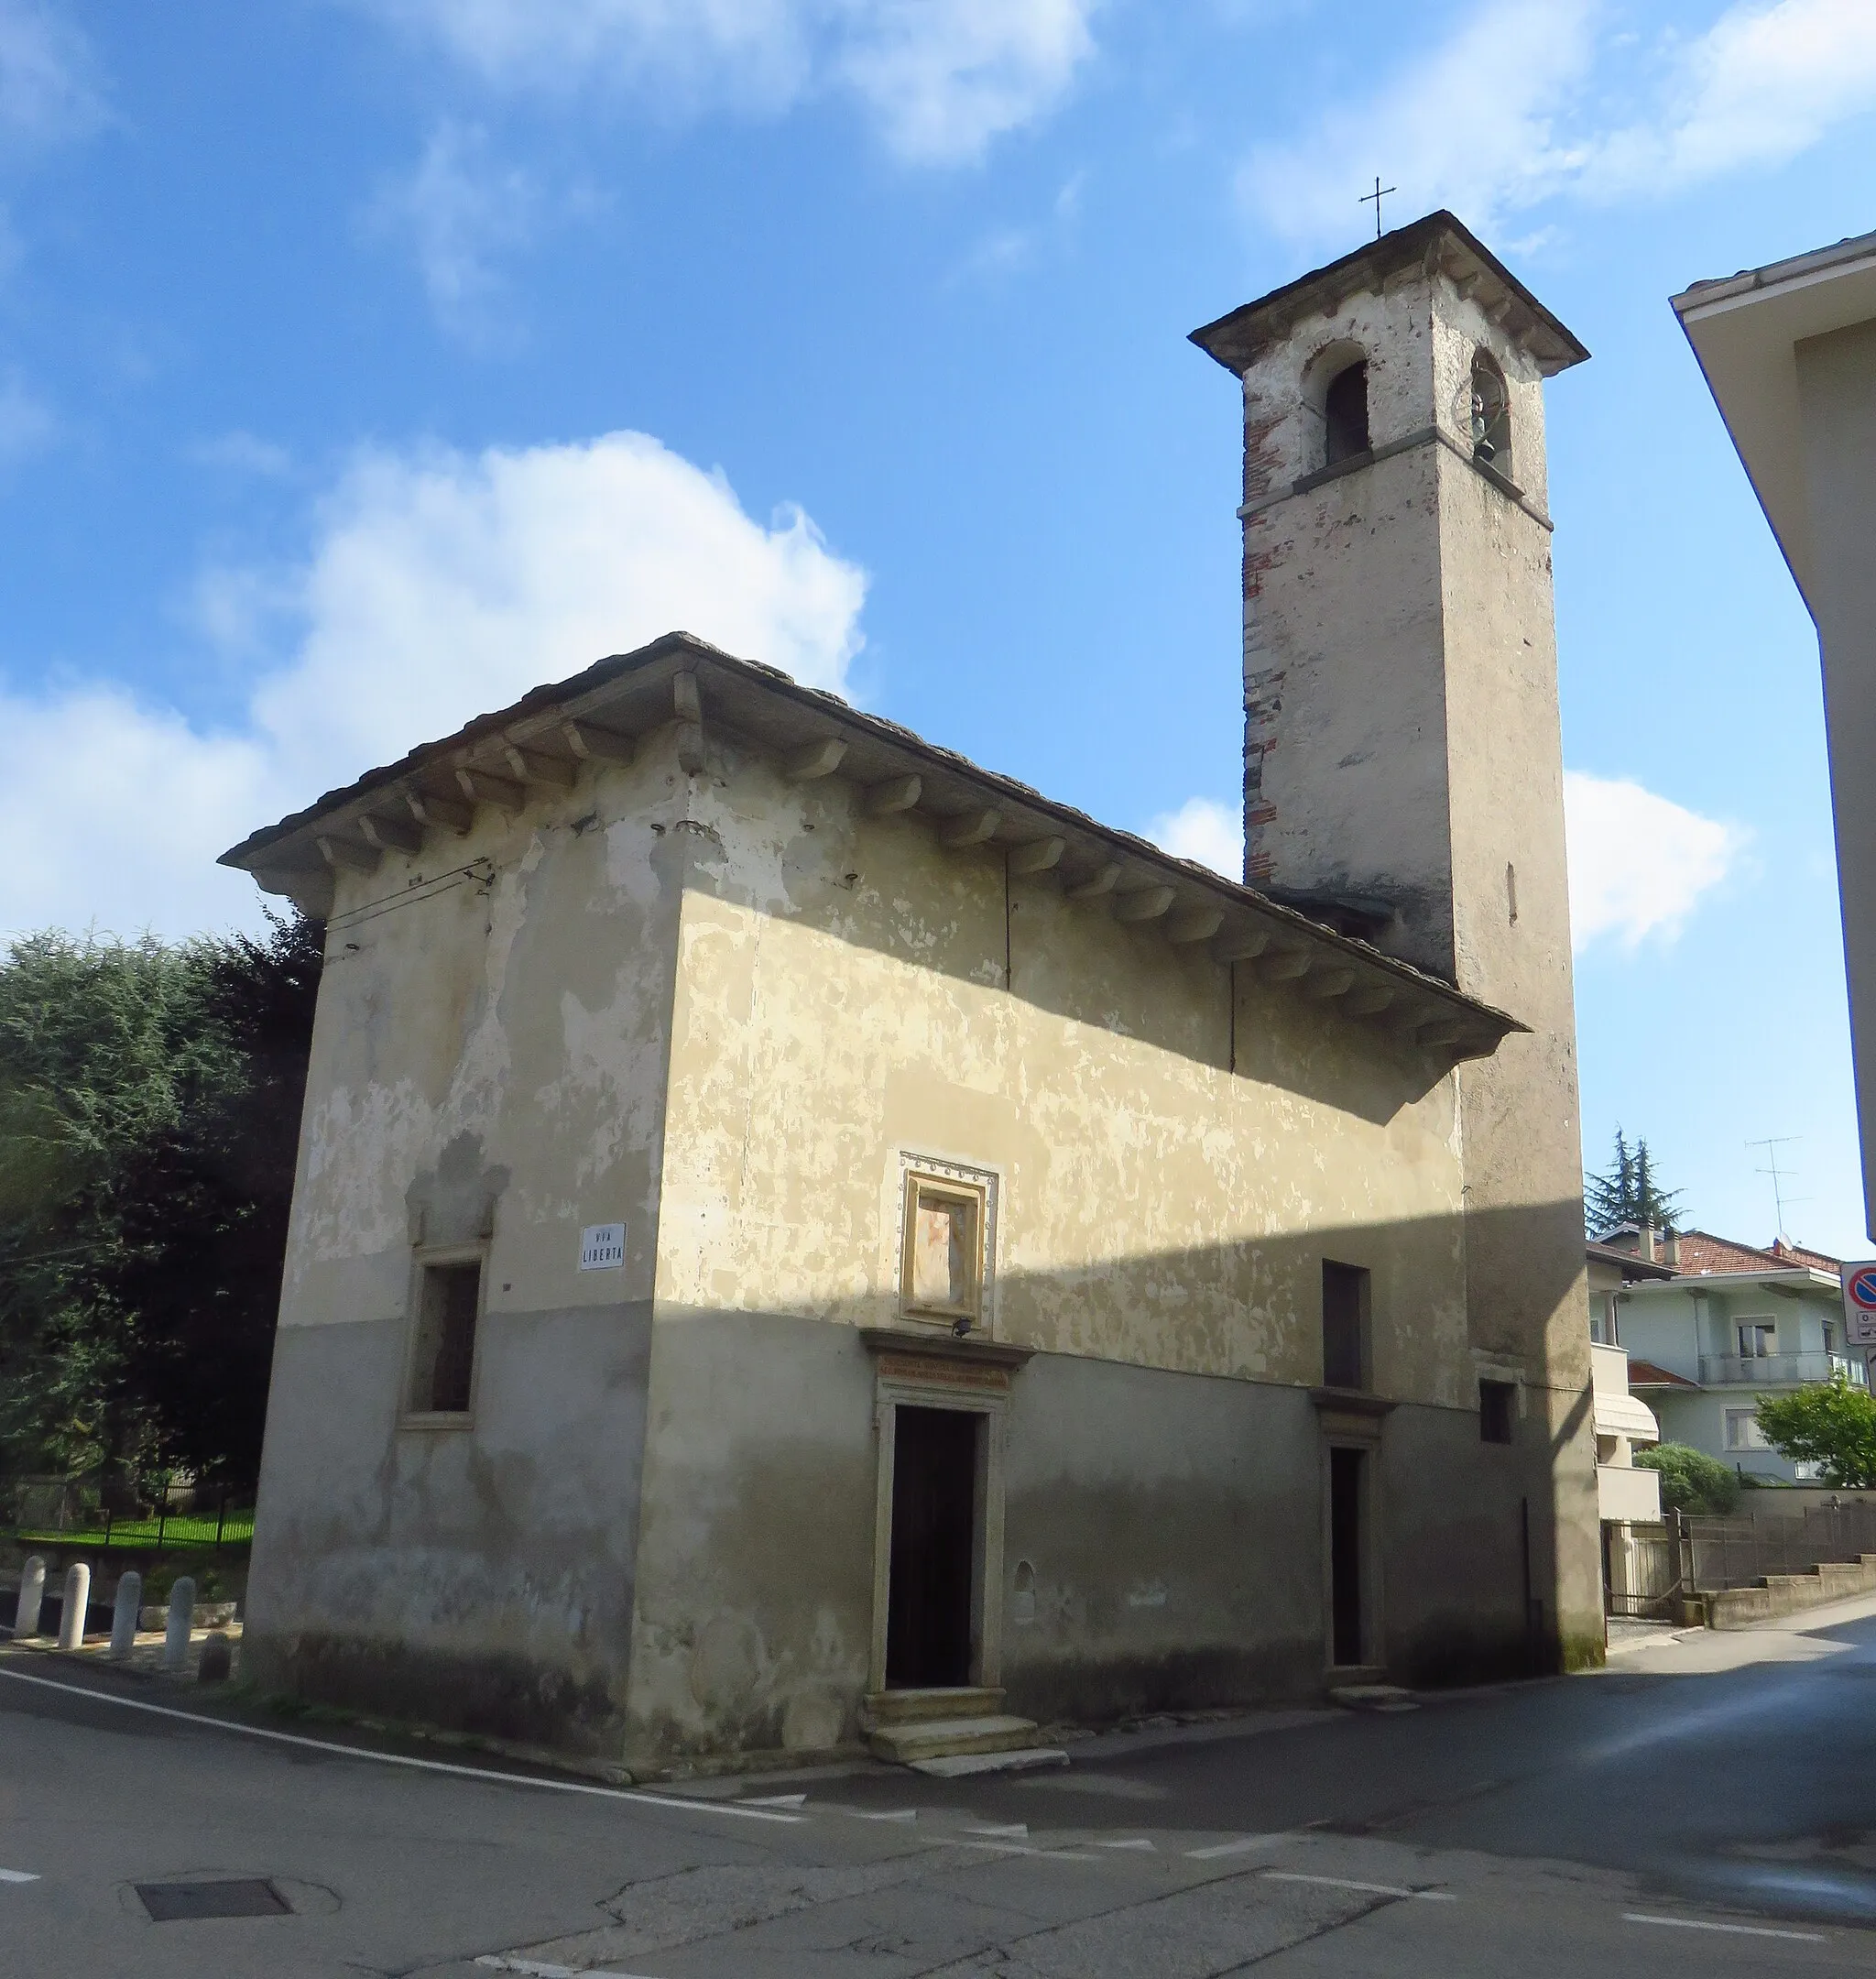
[109, 1570, 142, 1660]
[12, 1556, 46, 1639]
[57, 1562, 90, 1650]
[162, 1576, 195, 1674]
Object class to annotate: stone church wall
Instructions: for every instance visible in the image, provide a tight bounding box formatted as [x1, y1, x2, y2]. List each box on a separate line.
[243, 735, 692, 1753]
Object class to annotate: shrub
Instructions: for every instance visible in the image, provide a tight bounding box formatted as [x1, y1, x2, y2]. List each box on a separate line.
[1635, 1441, 1741, 1514]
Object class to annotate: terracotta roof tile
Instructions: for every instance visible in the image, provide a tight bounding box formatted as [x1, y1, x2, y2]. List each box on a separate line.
[1626, 1359, 1699, 1390]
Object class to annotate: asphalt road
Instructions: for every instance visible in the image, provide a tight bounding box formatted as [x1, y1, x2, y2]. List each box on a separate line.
[7, 1597, 1876, 1977]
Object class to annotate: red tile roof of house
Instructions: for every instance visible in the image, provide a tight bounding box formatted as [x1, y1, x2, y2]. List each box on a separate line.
[1769, 1238, 1842, 1276]
[1626, 1360, 1700, 1389]
[1672, 1230, 1838, 1278]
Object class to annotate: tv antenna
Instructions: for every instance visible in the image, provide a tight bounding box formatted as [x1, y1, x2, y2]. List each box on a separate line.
[1747, 1135, 1810, 1242]
[1359, 176, 1396, 240]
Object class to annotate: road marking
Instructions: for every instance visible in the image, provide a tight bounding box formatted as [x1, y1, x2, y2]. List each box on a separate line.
[1263, 1872, 1456, 1902]
[0, 1666, 803, 1824]
[0, 1868, 38, 1884]
[847, 1808, 918, 1822]
[962, 1822, 1028, 1839]
[1624, 1913, 1827, 1942]
[1096, 1838, 1156, 1851]
[957, 1840, 1100, 1863]
[1186, 1833, 1290, 1860]
[741, 1792, 807, 1808]
[476, 1959, 661, 1978]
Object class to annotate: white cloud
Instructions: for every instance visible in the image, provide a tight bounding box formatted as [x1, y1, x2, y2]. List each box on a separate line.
[1240, 0, 1598, 243]
[836, 0, 1095, 163]
[1585, 0, 1876, 196]
[1564, 770, 1743, 952]
[1241, 0, 1876, 245]
[0, 430, 867, 941]
[356, 0, 1096, 164]
[0, 367, 52, 463]
[0, 0, 101, 153]
[1146, 795, 1241, 880]
[369, 121, 545, 337]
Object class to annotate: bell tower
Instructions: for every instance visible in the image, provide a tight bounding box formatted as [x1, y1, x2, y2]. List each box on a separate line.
[1192, 213, 1602, 1669]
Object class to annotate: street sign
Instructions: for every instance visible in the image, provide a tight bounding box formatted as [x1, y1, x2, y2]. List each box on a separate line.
[1843, 1261, 1876, 1344]
[579, 1221, 626, 1271]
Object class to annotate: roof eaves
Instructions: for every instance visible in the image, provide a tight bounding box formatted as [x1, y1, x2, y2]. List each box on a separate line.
[1189, 209, 1589, 379]
[219, 633, 1527, 1057]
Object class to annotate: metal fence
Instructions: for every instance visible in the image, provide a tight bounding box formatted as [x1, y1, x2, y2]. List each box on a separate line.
[1608, 1502, 1876, 1618]
[1685, 1500, 1876, 1592]
[1, 1474, 254, 1554]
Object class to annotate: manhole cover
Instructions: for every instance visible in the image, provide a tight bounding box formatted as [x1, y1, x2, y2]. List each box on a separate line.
[136, 1878, 291, 1922]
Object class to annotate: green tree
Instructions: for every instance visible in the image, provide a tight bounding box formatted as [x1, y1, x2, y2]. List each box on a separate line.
[0, 911, 320, 1487]
[1635, 1441, 1740, 1514]
[1754, 1374, 1876, 1489]
[1585, 1127, 1684, 1240]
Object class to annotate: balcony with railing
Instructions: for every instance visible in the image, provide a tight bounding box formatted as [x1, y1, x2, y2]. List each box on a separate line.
[1696, 1351, 1868, 1388]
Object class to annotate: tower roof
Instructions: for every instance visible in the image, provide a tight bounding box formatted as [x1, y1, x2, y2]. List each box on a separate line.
[1190, 210, 1589, 378]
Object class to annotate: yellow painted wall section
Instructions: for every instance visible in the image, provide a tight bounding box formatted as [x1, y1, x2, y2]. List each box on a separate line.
[652, 735, 1475, 1406]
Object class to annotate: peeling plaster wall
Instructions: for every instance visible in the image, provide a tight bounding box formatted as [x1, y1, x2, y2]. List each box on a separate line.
[622, 732, 1558, 1764]
[1233, 262, 1598, 1673]
[244, 737, 693, 1750]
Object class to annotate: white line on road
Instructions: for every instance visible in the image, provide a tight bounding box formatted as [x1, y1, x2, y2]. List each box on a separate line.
[0, 1666, 804, 1824]
[956, 1840, 1100, 1863]
[1185, 1834, 1291, 1860]
[476, 1958, 661, 1978]
[1624, 1912, 1827, 1942]
[741, 1792, 808, 1808]
[0, 1868, 39, 1884]
[1096, 1838, 1156, 1851]
[846, 1808, 918, 1822]
[962, 1822, 1028, 1839]
[1264, 1872, 1456, 1902]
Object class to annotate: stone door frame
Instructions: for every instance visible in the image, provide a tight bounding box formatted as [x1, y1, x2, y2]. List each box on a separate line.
[860, 1328, 1032, 1696]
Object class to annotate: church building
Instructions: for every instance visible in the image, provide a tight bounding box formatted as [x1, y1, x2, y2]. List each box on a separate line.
[227, 213, 1602, 1772]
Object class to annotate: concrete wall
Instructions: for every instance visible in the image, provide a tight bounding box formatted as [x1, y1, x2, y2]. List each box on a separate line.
[244, 735, 691, 1750]
[1796, 318, 1876, 1237]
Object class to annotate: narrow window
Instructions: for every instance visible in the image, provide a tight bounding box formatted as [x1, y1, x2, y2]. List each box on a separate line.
[1479, 1379, 1516, 1444]
[1323, 361, 1370, 466]
[1469, 352, 1511, 476]
[901, 1176, 986, 1327]
[1737, 1320, 1775, 1360]
[1824, 1320, 1838, 1356]
[409, 1259, 481, 1416]
[1587, 1293, 1618, 1347]
[1321, 1260, 1369, 1390]
[1506, 861, 1518, 925]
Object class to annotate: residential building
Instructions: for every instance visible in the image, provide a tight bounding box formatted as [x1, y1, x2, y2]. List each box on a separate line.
[224, 213, 1603, 1771]
[1673, 235, 1876, 1235]
[1607, 1229, 1858, 1483]
[1585, 1241, 1663, 1529]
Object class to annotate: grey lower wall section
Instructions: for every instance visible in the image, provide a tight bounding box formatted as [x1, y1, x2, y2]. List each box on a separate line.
[242, 1308, 1568, 1765]
[624, 1312, 879, 1773]
[1000, 1355, 1542, 1723]
[243, 1301, 651, 1755]
[999, 1354, 1325, 1720]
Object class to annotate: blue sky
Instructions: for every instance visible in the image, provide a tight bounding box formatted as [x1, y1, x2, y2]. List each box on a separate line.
[1, 0, 1873, 1252]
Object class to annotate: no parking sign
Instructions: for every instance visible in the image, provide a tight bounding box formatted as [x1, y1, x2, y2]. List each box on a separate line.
[1844, 1262, 1876, 1345]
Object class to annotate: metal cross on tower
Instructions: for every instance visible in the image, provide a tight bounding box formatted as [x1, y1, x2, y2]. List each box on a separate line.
[1359, 176, 1397, 240]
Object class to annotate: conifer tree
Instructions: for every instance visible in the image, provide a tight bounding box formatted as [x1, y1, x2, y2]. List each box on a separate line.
[1585, 1127, 1684, 1240]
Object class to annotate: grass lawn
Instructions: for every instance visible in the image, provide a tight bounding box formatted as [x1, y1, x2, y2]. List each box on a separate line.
[12, 1509, 256, 1549]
